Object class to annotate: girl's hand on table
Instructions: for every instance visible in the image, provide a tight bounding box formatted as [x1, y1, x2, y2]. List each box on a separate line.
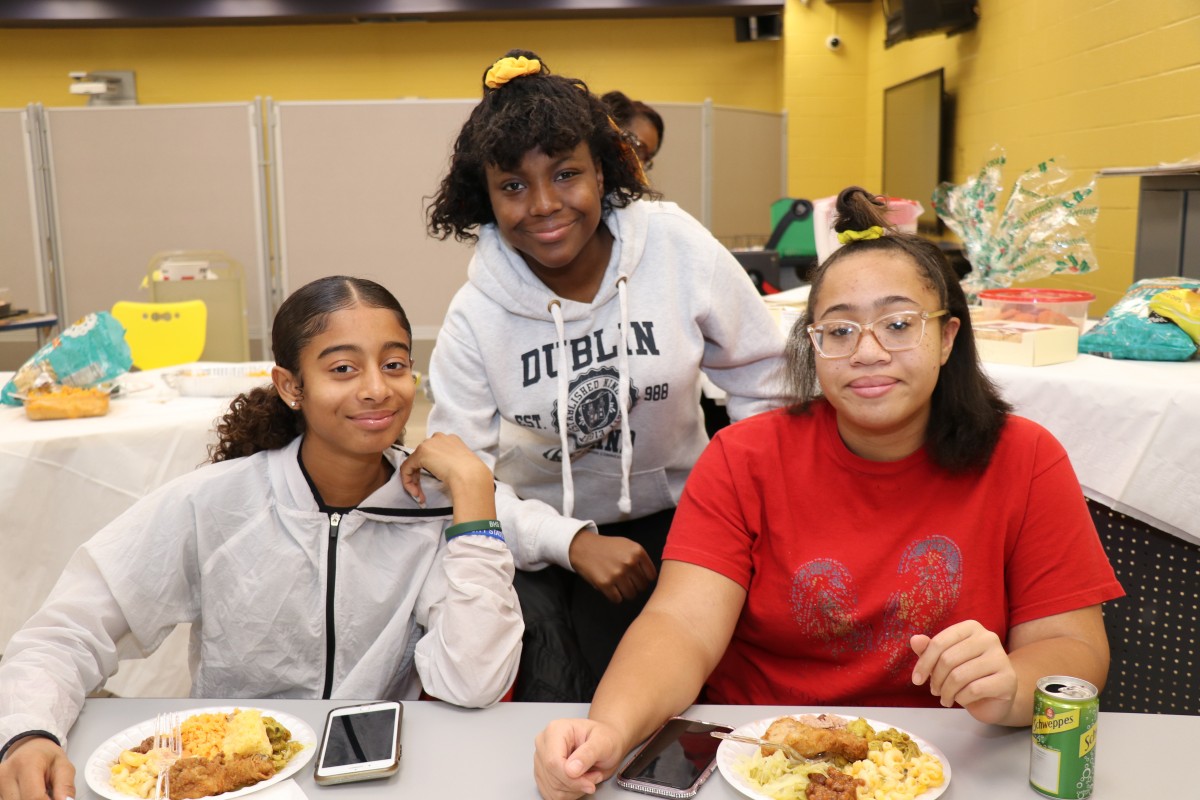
[568, 532, 657, 603]
[911, 619, 1018, 723]
[533, 718, 624, 800]
[0, 736, 74, 800]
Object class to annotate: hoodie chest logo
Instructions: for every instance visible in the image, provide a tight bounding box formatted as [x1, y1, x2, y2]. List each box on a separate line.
[551, 367, 639, 448]
[520, 322, 660, 388]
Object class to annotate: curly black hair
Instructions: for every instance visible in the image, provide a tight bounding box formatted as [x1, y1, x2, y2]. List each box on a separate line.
[785, 186, 1011, 473]
[210, 276, 412, 462]
[427, 49, 654, 243]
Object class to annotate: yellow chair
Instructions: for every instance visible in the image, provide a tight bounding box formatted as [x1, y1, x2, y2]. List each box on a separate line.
[111, 300, 208, 370]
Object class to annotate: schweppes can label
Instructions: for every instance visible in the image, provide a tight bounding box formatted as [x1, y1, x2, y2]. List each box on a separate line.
[1030, 676, 1099, 798]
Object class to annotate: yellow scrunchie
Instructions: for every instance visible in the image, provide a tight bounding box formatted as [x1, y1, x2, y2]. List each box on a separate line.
[485, 56, 542, 89]
[837, 226, 885, 245]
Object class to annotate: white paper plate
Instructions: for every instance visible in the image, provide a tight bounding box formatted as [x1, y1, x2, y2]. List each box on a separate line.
[85, 706, 316, 800]
[716, 714, 951, 800]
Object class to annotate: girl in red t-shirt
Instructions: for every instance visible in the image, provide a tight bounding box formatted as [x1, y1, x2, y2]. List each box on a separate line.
[533, 187, 1122, 800]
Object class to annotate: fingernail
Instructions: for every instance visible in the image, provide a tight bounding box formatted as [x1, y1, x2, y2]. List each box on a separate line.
[912, 671, 923, 685]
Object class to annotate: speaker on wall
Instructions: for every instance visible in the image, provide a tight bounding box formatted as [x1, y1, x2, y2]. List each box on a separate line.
[735, 13, 782, 41]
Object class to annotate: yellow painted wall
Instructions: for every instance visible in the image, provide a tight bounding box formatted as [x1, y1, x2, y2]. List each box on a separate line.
[0, 18, 781, 109]
[3, 0, 1198, 314]
[780, 1, 874, 201]
[842, 0, 1200, 313]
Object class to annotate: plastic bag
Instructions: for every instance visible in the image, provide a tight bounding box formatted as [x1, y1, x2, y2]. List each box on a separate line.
[933, 147, 1099, 301]
[1148, 287, 1200, 346]
[1078, 278, 1200, 361]
[1, 311, 133, 405]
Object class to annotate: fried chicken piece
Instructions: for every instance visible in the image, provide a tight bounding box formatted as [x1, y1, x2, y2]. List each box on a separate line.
[167, 754, 276, 799]
[806, 768, 865, 800]
[221, 755, 276, 792]
[761, 717, 868, 762]
[168, 757, 224, 800]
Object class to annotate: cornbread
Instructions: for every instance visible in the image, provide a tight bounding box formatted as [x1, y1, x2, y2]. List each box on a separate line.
[221, 709, 273, 761]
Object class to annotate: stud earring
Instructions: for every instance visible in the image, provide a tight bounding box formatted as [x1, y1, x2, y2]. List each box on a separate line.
[290, 400, 299, 409]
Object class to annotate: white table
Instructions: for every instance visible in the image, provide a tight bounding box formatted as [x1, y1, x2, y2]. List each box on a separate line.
[64, 698, 1197, 799]
[983, 354, 1200, 547]
[0, 363, 272, 696]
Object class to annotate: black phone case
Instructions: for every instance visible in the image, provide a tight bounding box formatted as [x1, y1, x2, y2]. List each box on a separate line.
[614, 716, 733, 799]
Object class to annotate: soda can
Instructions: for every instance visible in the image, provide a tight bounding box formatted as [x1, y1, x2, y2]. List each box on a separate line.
[1030, 675, 1099, 799]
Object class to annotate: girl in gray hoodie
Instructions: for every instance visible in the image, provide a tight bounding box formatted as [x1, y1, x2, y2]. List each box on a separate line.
[426, 50, 785, 697]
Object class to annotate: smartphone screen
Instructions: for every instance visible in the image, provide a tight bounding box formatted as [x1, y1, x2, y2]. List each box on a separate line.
[617, 718, 734, 792]
[316, 702, 401, 779]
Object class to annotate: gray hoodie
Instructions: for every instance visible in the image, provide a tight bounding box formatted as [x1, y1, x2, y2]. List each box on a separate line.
[428, 199, 786, 569]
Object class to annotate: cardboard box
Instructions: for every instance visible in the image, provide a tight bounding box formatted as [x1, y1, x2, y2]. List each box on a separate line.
[973, 321, 1079, 366]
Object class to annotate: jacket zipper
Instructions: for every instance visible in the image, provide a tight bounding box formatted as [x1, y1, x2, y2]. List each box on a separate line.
[322, 512, 341, 699]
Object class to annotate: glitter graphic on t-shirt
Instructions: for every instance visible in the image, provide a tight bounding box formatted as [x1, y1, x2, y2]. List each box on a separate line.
[789, 536, 963, 671]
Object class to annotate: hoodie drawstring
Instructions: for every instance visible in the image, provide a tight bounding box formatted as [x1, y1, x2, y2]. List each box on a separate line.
[548, 299, 576, 518]
[547, 276, 635, 519]
[615, 275, 633, 514]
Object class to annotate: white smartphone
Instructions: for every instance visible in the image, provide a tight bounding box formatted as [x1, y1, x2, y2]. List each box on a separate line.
[313, 701, 403, 785]
[615, 716, 734, 798]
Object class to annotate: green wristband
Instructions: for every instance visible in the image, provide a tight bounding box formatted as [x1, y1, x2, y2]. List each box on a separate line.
[445, 519, 503, 541]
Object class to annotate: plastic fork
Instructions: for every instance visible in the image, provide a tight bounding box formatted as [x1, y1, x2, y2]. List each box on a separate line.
[709, 731, 823, 764]
[152, 713, 183, 800]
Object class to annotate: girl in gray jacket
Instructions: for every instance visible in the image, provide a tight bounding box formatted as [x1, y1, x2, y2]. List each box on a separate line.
[0, 276, 522, 800]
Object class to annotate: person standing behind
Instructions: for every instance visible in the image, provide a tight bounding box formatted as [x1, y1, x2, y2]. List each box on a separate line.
[601, 91, 664, 173]
[426, 50, 785, 699]
[532, 187, 1123, 799]
[0, 276, 522, 800]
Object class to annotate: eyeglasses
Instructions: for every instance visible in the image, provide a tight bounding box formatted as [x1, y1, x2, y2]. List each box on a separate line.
[629, 134, 654, 171]
[807, 309, 949, 359]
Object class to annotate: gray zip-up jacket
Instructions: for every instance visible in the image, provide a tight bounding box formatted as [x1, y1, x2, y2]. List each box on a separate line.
[0, 436, 522, 754]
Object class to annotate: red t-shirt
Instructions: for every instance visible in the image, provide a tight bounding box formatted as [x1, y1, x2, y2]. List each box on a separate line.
[663, 400, 1124, 707]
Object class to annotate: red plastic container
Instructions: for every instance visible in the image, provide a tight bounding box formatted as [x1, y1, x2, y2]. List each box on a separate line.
[978, 288, 1095, 331]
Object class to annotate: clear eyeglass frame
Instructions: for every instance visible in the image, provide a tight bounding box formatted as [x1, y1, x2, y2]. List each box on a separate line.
[807, 309, 949, 359]
[628, 134, 654, 171]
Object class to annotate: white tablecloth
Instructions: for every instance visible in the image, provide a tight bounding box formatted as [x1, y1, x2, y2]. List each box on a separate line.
[984, 354, 1200, 546]
[0, 363, 272, 696]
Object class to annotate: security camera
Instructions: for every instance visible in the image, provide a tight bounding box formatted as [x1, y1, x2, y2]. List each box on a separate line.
[825, 34, 842, 51]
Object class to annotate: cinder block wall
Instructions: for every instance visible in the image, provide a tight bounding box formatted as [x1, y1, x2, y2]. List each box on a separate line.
[784, 0, 1200, 313]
